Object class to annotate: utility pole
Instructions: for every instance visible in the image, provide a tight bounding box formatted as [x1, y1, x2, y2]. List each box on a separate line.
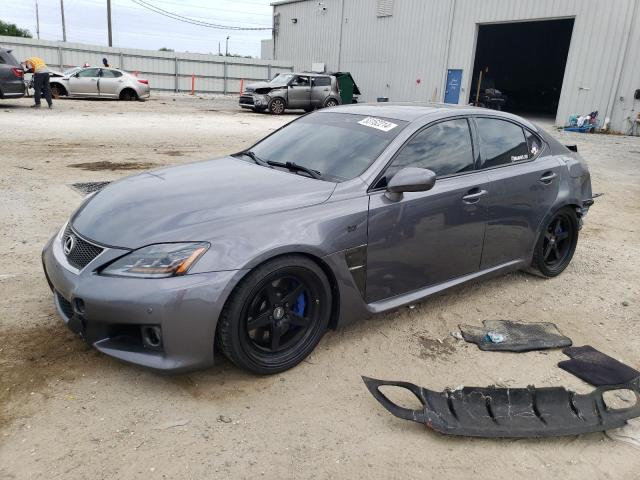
[218, 41, 221, 56]
[60, 0, 67, 41]
[35, 0, 40, 39]
[107, 0, 113, 46]
[225, 36, 230, 56]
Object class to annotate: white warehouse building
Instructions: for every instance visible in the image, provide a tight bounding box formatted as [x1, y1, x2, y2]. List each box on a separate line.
[269, 0, 640, 133]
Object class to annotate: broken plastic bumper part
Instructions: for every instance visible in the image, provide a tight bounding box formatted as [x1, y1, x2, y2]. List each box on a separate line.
[362, 376, 640, 438]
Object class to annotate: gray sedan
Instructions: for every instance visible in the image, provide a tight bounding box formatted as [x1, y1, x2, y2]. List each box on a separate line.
[42, 104, 593, 374]
[49, 67, 150, 100]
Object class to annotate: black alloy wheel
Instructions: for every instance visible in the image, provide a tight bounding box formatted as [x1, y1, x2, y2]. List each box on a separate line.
[217, 255, 331, 374]
[532, 207, 578, 277]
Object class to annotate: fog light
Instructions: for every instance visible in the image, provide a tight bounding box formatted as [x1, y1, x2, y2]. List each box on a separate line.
[74, 298, 85, 314]
[141, 325, 162, 350]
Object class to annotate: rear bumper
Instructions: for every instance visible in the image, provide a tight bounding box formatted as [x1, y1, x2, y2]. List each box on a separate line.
[0, 80, 25, 98]
[42, 228, 246, 372]
[136, 85, 151, 99]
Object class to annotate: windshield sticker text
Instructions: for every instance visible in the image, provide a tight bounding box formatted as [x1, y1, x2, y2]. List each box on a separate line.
[511, 154, 529, 162]
[358, 117, 398, 132]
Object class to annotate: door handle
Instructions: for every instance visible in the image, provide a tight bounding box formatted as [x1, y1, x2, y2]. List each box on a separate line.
[462, 189, 488, 204]
[539, 172, 557, 184]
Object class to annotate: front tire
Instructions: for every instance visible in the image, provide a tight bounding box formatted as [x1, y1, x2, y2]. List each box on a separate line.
[268, 97, 286, 115]
[50, 83, 66, 98]
[531, 207, 579, 277]
[217, 255, 332, 374]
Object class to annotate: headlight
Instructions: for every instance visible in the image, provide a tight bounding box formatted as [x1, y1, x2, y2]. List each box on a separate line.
[101, 242, 209, 278]
[254, 94, 269, 105]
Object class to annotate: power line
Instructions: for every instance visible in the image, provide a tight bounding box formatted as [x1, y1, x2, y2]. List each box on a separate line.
[129, 0, 272, 31]
[149, 0, 271, 18]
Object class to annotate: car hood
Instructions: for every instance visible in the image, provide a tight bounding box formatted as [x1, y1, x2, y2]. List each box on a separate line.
[71, 157, 337, 249]
[245, 81, 288, 92]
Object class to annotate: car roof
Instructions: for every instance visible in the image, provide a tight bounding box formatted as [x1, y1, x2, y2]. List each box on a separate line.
[327, 102, 538, 130]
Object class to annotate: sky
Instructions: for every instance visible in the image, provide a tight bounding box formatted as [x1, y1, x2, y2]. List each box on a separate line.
[2, 0, 274, 57]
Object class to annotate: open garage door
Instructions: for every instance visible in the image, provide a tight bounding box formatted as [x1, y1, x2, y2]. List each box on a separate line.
[470, 19, 574, 118]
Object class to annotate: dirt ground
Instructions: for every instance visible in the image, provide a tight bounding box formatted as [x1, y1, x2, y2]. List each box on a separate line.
[0, 94, 639, 479]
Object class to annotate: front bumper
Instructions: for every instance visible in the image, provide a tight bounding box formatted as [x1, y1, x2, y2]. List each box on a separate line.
[239, 93, 269, 108]
[42, 229, 245, 372]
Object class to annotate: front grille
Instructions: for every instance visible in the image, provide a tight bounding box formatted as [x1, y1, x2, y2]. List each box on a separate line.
[56, 292, 74, 319]
[239, 94, 254, 105]
[62, 224, 104, 270]
[70, 181, 111, 196]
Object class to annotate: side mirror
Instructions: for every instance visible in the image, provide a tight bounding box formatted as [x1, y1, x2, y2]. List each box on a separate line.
[385, 167, 436, 201]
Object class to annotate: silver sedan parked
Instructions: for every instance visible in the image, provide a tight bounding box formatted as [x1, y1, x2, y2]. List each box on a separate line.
[49, 67, 150, 100]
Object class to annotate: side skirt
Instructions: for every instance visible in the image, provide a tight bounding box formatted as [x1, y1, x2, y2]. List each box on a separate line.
[366, 259, 525, 314]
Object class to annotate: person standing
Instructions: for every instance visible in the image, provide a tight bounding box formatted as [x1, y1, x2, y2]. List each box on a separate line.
[23, 56, 53, 109]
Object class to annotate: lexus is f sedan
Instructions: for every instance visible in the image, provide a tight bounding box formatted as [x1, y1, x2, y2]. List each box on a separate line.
[42, 104, 593, 374]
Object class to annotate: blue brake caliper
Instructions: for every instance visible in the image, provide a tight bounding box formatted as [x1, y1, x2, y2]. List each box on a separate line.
[292, 290, 306, 318]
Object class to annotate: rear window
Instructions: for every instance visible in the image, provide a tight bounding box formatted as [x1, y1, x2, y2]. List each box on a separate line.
[476, 118, 529, 168]
[250, 112, 408, 181]
[1, 50, 20, 66]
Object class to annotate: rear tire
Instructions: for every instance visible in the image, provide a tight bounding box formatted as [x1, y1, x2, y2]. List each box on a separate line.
[119, 89, 137, 101]
[323, 98, 339, 108]
[217, 255, 332, 374]
[531, 207, 578, 277]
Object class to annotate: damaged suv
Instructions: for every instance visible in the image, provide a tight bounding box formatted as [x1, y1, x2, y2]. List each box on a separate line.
[239, 72, 360, 114]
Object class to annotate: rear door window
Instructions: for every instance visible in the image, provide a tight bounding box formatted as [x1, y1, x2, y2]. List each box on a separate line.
[313, 77, 331, 87]
[476, 118, 530, 168]
[100, 69, 122, 78]
[77, 68, 101, 78]
[525, 129, 543, 157]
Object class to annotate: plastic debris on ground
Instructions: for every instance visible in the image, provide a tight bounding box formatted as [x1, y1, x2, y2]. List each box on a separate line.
[458, 320, 572, 352]
[362, 376, 640, 438]
[558, 345, 640, 386]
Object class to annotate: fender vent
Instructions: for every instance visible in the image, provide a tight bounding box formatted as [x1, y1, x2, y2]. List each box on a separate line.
[345, 245, 367, 297]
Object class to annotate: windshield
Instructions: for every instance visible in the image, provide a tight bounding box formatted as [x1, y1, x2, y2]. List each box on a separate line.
[248, 112, 408, 181]
[268, 73, 294, 86]
[63, 67, 81, 75]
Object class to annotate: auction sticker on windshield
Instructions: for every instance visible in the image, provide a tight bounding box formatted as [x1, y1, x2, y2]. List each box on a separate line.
[357, 117, 398, 132]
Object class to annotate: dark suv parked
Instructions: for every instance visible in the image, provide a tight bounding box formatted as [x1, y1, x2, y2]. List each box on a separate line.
[0, 47, 25, 100]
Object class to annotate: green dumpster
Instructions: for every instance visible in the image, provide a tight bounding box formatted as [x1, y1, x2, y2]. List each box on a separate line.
[335, 72, 361, 104]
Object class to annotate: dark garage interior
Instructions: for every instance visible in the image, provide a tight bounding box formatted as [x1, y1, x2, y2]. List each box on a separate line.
[470, 19, 575, 116]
